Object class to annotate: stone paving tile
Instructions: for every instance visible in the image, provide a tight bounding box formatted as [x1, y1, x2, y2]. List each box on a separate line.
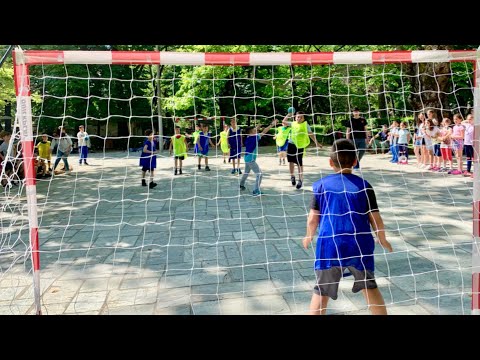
[1, 150, 474, 314]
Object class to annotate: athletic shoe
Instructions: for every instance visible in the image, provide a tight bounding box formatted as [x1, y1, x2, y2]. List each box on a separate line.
[252, 190, 263, 197]
[179, 169, 183, 175]
[231, 169, 236, 174]
[174, 169, 178, 175]
[449, 170, 462, 175]
[142, 179, 147, 186]
[291, 176, 296, 186]
[238, 169, 242, 175]
[149, 182, 157, 189]
[240, 185, 246, 191]
[84, 162, 89, 165]
[463, 171, 472, 177]
[205, 166, 211, 171]
[296, 180, 303, 189]
[198, 165, 201, 170]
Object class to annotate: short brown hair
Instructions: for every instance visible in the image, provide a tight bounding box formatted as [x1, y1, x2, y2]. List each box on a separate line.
[145, 129, 153, 136]
[0, 130, 11, 138]
[330, 139, 356, 169]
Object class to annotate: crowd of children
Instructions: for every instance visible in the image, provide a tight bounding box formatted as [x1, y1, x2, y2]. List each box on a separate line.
[374, 110, 474, 177]
[0, 125, 93, 189]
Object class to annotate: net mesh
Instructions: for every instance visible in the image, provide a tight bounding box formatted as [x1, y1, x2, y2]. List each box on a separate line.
[0, 55, 475, 314]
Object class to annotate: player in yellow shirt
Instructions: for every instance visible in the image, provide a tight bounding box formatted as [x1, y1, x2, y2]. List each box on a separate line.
[169, 126, 188, 175]
[36, 134, 52, 174]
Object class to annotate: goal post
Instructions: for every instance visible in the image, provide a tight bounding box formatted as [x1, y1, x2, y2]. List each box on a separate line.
[9, 47, 480, 315]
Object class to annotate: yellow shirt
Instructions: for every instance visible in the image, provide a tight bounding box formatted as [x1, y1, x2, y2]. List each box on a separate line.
[37, 141, 51, 159]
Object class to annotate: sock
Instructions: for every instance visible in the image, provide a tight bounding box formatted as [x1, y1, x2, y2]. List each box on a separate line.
[467, 159, 472, 172]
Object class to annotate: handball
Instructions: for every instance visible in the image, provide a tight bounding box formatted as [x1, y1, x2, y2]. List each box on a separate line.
[287, 107, 296, 114]
[84, 136, 89, 141]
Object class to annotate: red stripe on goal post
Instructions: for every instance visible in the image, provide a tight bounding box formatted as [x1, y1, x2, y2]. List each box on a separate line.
[205, 53, 250, 65]
[31, 227, 40, 271]
[291, 52, 334, 65]
[473, 273, 480, 313]
[372, 51, 412, 64]
[24, 50, 64, 65]
[112, 51, 160, 64]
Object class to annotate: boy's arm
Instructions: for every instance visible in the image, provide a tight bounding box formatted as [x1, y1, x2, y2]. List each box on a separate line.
[308, 128, 322, 148]
[303, 209, 320, 249]
[168, 139, 173, 154]
[368, 212, 393, 252]
[259, 120, 277, 137]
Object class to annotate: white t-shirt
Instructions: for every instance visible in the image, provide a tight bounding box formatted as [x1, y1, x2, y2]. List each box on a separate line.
[77, 131, 89, 147]
[389, 127, 399, 145]
[397, 129, 410, 144]
[464, 123, 474, 146]
[425, 126, 440, 145]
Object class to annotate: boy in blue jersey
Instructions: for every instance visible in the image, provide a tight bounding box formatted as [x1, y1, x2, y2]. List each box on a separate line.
[303, 139, 393, 315]
[196, 124, 215, 171]
[239, 120, 277, 196]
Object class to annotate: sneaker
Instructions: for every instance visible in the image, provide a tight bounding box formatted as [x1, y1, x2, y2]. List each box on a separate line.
[291, 176, 296, 186]
[296, 180, 303, 190]
[174, 169, 178, 176]
[240, 185, 246, 191]
[142, 179, 147, 187]
[205, 166, 211, 171]
[252, 190, 263, 197]
[231, 169, 236, 174]
[238, 169, 242, 175]
[198, 165, 201, 170]
[179, 169, 183, 175]
[449, 170, 462, 175]
[84, 162, 89, 165]
[149, 182, 157, 189]
[463, 171, 472, 177]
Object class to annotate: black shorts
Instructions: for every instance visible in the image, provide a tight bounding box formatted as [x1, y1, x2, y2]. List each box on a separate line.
[464, 144, 474, 159]
[287, 142, 304, 166]
[142, 166, 155, 172]
[175, 156, 185, 160]
[313, 266, 377, 300]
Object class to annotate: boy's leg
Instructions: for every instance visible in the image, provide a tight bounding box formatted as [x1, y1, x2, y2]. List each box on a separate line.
[240, 162, 251, 188]
[63, 156, 70, 171]
[362, 288, 387, 315]
[249, 161, 262, 193]
[309, 294, 330, 315]
[53, 151, 63, 170]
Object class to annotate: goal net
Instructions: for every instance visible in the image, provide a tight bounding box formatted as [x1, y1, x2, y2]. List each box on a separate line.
[1, 48, 479, 315]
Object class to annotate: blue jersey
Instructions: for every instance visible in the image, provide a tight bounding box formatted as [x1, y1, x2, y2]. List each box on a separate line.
[139, 139, 157, 169]
[244, 135, 260, 163]
[310, 173, 379, 271]
[228, 127, 242, 152]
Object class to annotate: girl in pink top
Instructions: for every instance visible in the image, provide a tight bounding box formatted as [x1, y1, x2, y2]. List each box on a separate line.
[449, 113, 465, 175]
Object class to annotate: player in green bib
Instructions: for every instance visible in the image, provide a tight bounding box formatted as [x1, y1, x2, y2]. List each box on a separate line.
[274, 124, 291, 165]
[169, 126, 188, 175]
[216, 124, 230, 163]
[283, 110, 322, 189]
[186, 124, 201, 153]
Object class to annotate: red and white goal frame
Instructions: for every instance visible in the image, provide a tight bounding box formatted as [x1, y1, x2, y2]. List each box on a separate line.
[12, 47, 480, 315]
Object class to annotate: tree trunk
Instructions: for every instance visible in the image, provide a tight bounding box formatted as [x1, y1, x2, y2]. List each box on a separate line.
[378, 83, 387, 121]
[405, 45, 452, 118]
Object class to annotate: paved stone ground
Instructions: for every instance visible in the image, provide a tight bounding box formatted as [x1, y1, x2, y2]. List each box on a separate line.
[0, 146, 474, 315]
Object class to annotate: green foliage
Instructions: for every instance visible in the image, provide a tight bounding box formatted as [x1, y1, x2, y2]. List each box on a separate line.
[0, 45, 475, 141]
